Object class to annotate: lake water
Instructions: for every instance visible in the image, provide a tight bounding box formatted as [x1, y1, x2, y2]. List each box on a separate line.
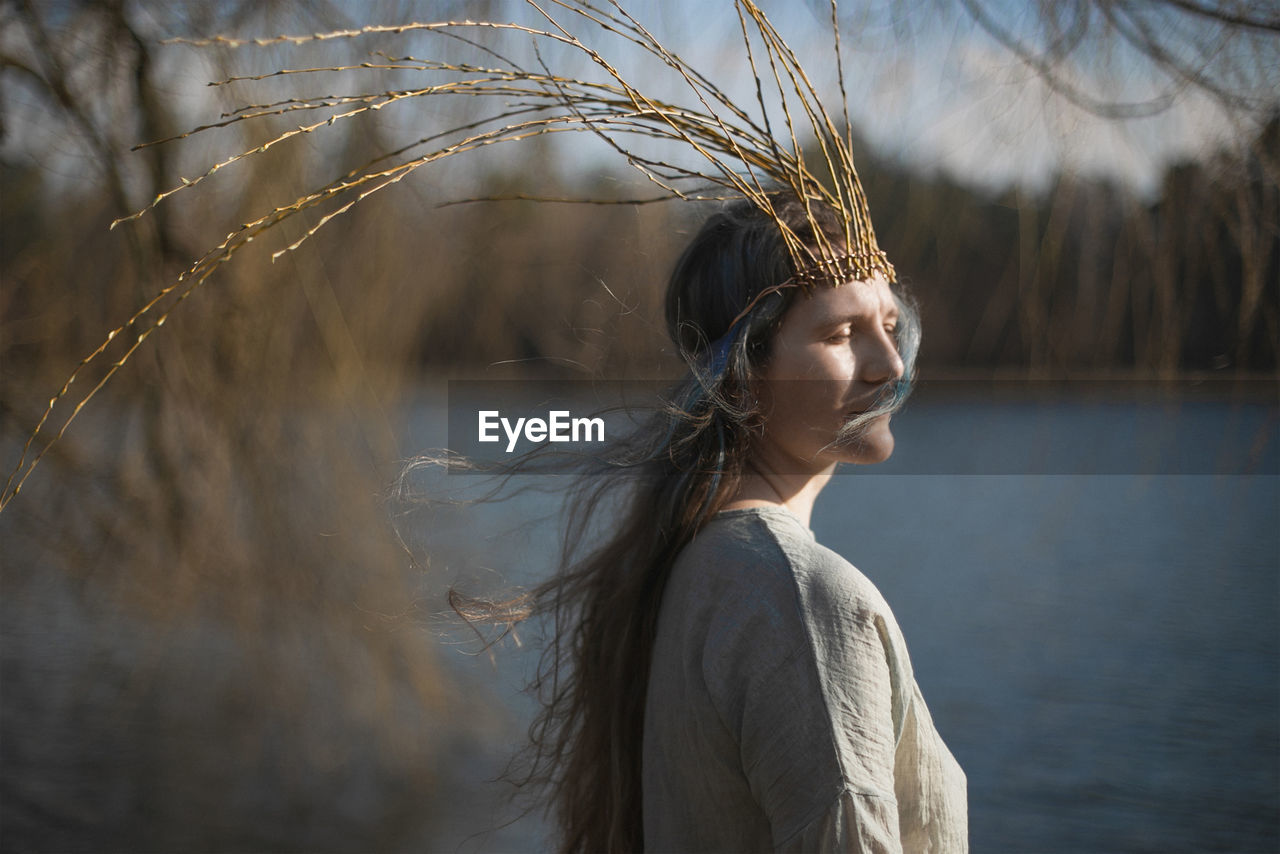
[4, 380, 1273, 851]
[411, 380, 1279, 852]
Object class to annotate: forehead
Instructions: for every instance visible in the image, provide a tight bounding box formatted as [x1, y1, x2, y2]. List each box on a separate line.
[784, 273, 897, 326]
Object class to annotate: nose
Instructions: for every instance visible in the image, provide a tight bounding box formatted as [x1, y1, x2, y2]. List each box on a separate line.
[858, 326, 905, 385]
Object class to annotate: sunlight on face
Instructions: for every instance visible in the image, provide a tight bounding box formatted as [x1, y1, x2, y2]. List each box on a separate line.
[755, 273, 906, 471]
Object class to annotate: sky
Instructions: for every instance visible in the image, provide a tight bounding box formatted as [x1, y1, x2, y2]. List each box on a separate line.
[680, 0, 1273, 197]
[3, 0, 1275, 202]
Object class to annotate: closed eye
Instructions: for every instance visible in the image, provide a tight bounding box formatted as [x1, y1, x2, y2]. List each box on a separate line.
[823, 314, 899, 343]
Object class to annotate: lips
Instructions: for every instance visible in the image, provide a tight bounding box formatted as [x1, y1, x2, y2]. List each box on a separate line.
[843, 384, 895, 416]
[843, 397, 883, 416]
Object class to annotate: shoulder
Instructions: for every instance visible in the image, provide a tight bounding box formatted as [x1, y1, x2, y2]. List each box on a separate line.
[678, 506, 892, 621]
[674, 506, 916, 738]
[669, 505, 911, 687]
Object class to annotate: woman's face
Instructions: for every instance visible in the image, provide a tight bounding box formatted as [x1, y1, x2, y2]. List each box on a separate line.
[754, 272, 905, 472]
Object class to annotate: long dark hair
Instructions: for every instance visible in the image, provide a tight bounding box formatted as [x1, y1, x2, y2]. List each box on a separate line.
[440, 193, 919, 853]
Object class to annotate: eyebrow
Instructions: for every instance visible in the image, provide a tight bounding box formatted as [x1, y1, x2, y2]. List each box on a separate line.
[812, 303, 900, 328]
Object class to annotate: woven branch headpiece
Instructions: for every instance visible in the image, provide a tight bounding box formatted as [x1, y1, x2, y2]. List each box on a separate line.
[3, 0, 894, 508]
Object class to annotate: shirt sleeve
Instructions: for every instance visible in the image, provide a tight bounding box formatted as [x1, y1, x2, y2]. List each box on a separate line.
[700, 531, 909, 853]
[778, 787, 901, 853]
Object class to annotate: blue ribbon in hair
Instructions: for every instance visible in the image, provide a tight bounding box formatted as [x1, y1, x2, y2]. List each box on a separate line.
[706, 321, 741, 378]
[704, 281, 799, 379]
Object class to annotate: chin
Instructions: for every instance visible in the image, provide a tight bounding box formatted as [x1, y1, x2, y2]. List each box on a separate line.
[842, 417, 895, 465]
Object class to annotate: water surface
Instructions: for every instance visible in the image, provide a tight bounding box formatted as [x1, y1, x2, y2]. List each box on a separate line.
[409, 385, 1279, 852]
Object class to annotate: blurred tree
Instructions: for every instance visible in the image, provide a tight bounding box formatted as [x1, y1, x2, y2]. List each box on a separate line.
[953, 0, 1278, 120]
[2, 3, 459, 850]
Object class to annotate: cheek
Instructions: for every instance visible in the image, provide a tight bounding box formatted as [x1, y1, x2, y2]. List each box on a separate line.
[760, 348, 852, 417]
[762, 379, 847, 442]
[767, 339, 851, 382]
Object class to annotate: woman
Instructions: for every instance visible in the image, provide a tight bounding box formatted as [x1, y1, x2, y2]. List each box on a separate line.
[491, 193, 967, 853]
[644, 197, 968, 852]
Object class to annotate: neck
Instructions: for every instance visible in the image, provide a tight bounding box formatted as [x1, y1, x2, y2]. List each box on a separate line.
[722, 453, 834, 529]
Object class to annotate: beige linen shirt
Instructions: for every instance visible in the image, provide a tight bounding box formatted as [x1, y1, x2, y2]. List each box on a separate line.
[642, 506, 968, 852]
